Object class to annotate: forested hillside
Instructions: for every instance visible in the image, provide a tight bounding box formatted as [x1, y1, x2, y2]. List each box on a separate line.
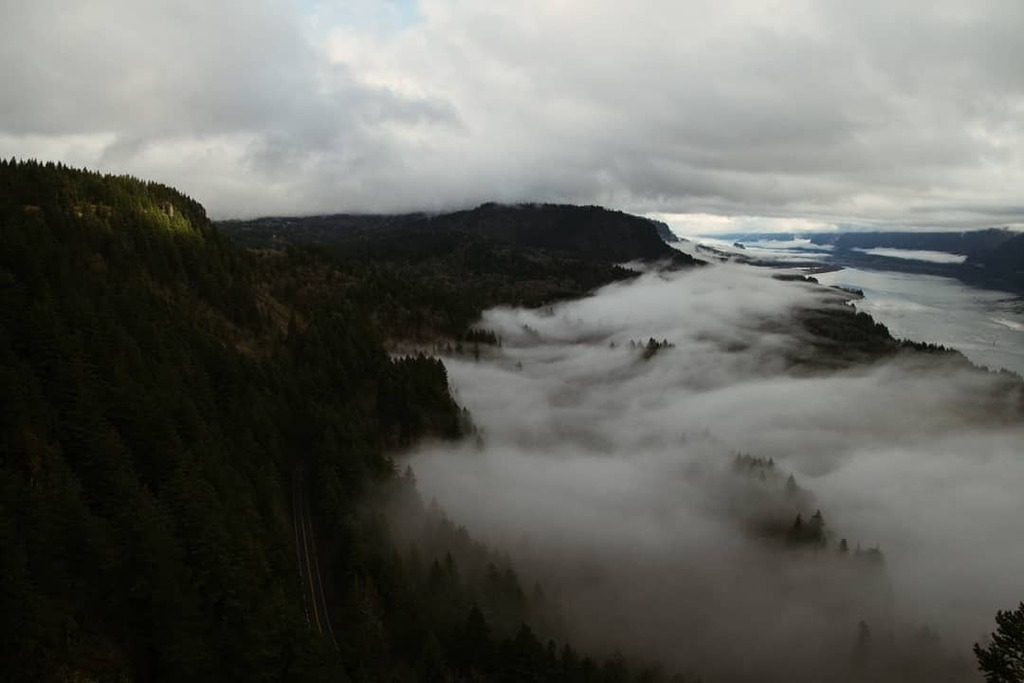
[219, 204, 699, 340]
[0, 161, 696, 682]
[220, 203, 692, 265]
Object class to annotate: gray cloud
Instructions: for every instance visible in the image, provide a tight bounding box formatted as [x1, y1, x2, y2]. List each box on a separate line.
[0, 0, 1022, 226]
[404, 266, 1023, 681]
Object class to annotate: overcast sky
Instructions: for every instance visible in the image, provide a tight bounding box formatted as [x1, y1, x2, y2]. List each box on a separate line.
[2, 0, 1022, 230]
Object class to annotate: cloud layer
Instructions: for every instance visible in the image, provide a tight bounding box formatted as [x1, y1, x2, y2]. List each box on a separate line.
[1, 0, 1022, 227]
[407, 266, 1024, 681]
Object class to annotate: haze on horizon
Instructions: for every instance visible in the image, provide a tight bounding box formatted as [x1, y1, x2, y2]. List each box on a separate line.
[1, 0, 1023, 232]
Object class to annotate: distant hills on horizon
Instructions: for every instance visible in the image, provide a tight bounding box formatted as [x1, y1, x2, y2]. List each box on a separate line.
[217, 200, 1021, 292]
[5, 160, 1022, 681]
[219, 199, 1024, 295]
[218, 201, 698, 267]
[700, 227, 1024, 296]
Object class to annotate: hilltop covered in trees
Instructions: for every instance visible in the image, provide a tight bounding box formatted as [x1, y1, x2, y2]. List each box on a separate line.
[218, 203, 700, 340]
[0, 160, 698, 681]
[3, 161, 1017, 682]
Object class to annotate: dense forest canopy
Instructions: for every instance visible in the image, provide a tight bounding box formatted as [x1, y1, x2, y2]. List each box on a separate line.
[218, 203, 699, 340]
[0, 160, 702, 681]
[1, 160, 1019, 682]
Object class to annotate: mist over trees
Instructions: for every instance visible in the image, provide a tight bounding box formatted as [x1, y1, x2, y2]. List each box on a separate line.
[2, 160, 1021, 682]
[407, 267, 1024, 683]
[0, 160, 699, 681]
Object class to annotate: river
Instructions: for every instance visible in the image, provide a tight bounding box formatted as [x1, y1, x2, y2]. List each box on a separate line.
[816, 268, 1024, 376]
[677, 236, 1024, 376]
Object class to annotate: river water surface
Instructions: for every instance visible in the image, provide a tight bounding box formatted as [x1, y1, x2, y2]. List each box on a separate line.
[679, 236, 1024, 376]
[816, 268, 1024, 377]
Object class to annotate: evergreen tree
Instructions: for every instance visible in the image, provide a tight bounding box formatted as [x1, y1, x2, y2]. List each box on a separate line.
[974, 603, 1024, 682]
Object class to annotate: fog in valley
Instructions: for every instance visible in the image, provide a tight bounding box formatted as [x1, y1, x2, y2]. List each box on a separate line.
[403, 265, 1024, 682]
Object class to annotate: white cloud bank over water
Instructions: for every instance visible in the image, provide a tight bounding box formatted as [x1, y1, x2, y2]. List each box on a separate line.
[852, 247, 968, 264]
[408, 265, 1024, 682]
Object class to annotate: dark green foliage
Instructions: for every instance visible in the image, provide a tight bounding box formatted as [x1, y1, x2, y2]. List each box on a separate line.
[974, 603, 1024, 682]
[0, 160, 698, 682]
[797, 307, 897, 357]
[777, 300, 992, 371]
[729, 454, 887, 562]
[0, 160, 462, 680]
[732, 452, 775, 484]
[270, 237, 638, 341]
[787, 510, 827, 548]
[772, 273, 819, 284]
[733, 452, 775, 472]
[378, 354, 464, 446]
[218, 203, 702, 340]
[324, 475, 700, 682]
[651, 220, 679, 244]
[630, 338, 675, 361]
[464, 328, 500, 345]
[221, 203, 695, 265]
[899, 338, 963, 355]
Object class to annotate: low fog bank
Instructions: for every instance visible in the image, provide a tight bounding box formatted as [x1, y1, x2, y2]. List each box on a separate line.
[405, 265, 1023, 682]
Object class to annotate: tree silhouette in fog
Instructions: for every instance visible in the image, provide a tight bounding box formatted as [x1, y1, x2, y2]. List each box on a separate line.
[974, 603, 1024, 682]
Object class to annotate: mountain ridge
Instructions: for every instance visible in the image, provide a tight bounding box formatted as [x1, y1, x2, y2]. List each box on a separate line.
[4, 160, 1018, 682]
[219, 202, 698, 267]
[0, 159, 705, 682]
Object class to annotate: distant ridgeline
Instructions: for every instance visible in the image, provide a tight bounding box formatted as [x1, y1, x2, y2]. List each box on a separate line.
[651, 219, 680, 243]
[219, 202, 693, 265]
[218, 204, 976, 368]
[2, 160, 1018, 682]
[0, 160, 704, 682]
[218, 204, 699, 340]
[725, 228, 1024, 295]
